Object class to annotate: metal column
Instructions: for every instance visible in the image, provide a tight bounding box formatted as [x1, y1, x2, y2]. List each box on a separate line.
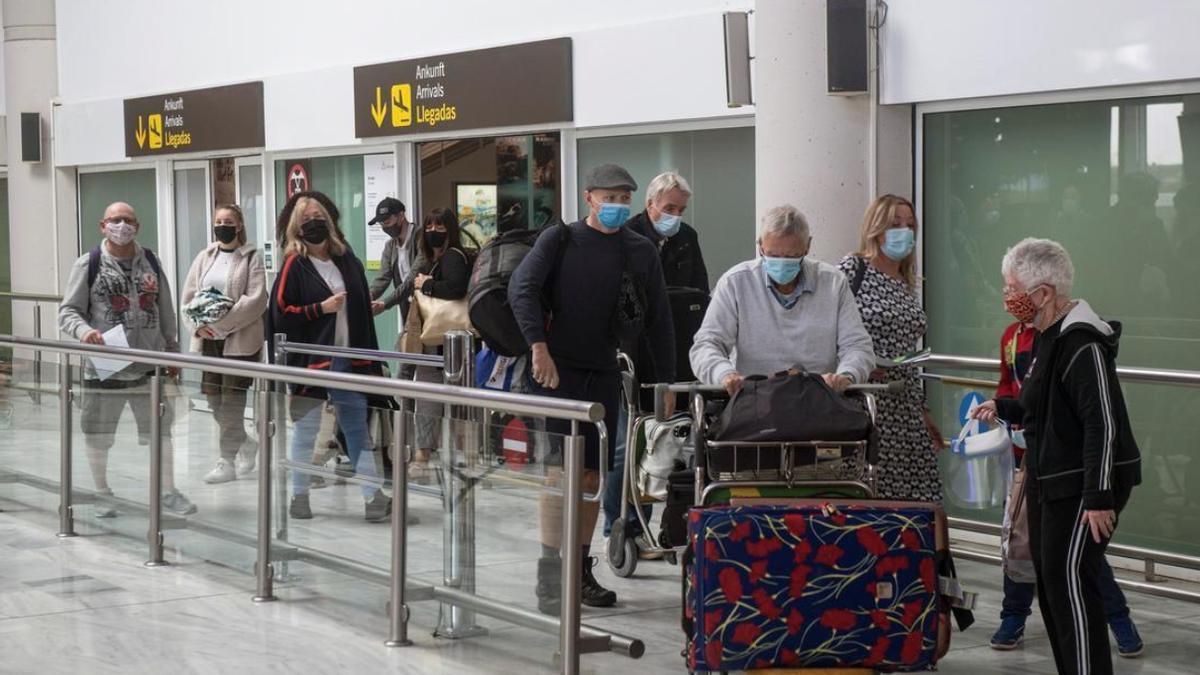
[436, 330, 484, 638]
[253, 379, 277, 602]
[56, 356, 76, 538]
[272, 335, 290, 577]
[559, 424, 584, 675]
[145, 369, 167, 567]
[32, 304, 42, 404]
[386, 405, 414, 647]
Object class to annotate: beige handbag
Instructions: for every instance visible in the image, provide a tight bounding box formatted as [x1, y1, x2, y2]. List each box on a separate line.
[414, 291, 472, 345]
[1001, 456, 1036, 583]
[399, 301, 425, 354]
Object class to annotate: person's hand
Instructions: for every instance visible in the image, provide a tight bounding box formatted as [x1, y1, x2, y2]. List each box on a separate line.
[870, 368, 887, 381]
[371, 300, 386, 316]
[530, 342, 559, 389]
[722, 371, 744, 397]
[196, 326, 217, 339]
[164, 366, 181, 379]
[923, 408, 945, 452]
[414, 274, 432, 292]
[81, 329, 104, 345]
[320, 292, 346, 315]
[823, 373, 852, 393]
[969, 400, 999, 424]
[1082, 509, 1117, 544]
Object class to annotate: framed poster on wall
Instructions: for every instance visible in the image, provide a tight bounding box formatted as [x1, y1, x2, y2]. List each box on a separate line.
[454, 182, 497, 250]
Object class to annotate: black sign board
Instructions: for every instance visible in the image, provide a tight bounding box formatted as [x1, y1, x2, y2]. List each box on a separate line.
[353, 38, 572, 138]
[123, 82, 265, 157]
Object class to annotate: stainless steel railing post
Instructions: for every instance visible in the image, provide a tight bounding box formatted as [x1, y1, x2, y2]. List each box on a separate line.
[56, 355, 76, 538]
[386, 405, 414, 647]
[145, 368, 167, 567]
[273, 334, 290, 554]
[436, 330, 484, 638]
[253, 378, 277, 602]
[559, 422, 584, 675]
[32, 304, 42, 404]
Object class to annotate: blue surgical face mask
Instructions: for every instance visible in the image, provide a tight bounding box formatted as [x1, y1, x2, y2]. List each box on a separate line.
[881, 227, 915, 261]
[595, 202, 630, 230]
[652, 211, 682, 238]
[763, 256, 803, 285]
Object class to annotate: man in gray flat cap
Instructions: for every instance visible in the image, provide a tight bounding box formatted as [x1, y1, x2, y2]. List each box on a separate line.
[509, 163, 676, 614]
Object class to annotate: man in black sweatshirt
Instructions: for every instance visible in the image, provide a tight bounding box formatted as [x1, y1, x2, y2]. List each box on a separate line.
[508, 163, 675, 613]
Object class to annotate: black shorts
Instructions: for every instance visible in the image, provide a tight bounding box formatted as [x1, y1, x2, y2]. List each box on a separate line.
[538, 366, 619, 472]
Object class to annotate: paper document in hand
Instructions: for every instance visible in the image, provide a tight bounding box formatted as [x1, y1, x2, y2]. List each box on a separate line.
[90, 324, 132, 381]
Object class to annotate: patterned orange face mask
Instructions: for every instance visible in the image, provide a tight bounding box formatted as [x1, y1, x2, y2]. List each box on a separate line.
[1003, 286, 1042, 323]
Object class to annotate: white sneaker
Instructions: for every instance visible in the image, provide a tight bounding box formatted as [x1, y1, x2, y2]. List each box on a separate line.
[236, 440, 257, 475]
[204, 458, 237, 484]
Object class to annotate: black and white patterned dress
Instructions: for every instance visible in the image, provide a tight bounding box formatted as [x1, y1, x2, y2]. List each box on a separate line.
[838, 255, 942, 502]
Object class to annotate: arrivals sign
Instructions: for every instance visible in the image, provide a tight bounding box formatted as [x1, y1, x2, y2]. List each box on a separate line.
[123, 82, 265, 157]
[353, 38, 572, 138]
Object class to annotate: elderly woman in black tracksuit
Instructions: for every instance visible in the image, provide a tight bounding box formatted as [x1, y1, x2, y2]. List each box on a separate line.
[271, 193, 392, 523]
[973, 238, 1142, 675]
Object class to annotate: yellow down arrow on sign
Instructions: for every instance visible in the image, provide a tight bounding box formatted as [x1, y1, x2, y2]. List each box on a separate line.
[135, 116, 147, 149]
[370, 86, 387, 127]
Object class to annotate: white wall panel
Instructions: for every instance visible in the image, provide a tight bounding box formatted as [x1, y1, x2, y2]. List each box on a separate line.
[880, 0, 1200, 104]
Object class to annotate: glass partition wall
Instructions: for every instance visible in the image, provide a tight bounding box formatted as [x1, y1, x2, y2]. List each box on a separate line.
[923, 93, 1200, 556]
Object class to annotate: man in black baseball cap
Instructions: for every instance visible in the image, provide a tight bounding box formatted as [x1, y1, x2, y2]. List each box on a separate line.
[369, 197, 415, 319]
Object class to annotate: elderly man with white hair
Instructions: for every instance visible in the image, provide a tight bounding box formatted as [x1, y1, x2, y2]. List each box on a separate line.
[972, 237, 1142, 675]
[690, 204, 874, 395]
[626, 171, 709, 291]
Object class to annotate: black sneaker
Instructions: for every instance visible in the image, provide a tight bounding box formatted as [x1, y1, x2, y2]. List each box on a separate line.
[536, 557, 561, 616]
[581, 556, 617, 608]
[364, 491, 392, 522]
[289, 494, 313, 520]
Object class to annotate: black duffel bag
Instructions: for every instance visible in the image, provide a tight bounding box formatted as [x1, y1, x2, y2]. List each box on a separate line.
[709, 369, 877, 468]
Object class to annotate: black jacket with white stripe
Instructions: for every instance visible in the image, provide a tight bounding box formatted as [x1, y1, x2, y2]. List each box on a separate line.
[995, 301, 1142, 510]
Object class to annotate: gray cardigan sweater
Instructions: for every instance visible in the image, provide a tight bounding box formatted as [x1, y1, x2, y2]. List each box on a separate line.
[180, 242, 267, 357]
[689, 256, 875, 386]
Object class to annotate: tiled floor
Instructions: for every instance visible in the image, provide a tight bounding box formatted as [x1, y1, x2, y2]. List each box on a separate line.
[2, 387, 1199, 673]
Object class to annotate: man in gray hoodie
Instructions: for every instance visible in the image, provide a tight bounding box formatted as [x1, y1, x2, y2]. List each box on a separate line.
[59, 201, 196, 516]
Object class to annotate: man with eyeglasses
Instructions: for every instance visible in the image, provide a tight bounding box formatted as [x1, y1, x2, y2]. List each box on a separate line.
[59, 202, 197, 517]
[690, 204, 874, 395]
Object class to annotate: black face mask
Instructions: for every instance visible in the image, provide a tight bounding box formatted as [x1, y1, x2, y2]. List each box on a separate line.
[301, 219, 330, 245]
[382, 223, 404, 239]
[213, 225, 239, 245]
[424, 229, 448, 249]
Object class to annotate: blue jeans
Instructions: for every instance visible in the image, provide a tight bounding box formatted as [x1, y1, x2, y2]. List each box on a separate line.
[603, 407, 652, 537]
[290, 359, 380, 500]
[1002, 557, 1131, 622]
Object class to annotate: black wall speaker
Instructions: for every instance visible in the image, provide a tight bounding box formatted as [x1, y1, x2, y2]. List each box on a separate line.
[21, 112, 41, 163]
[827, 0, 868, 95]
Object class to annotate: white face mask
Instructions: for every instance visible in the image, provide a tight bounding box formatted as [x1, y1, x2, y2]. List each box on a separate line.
[104, 219, 136, 246]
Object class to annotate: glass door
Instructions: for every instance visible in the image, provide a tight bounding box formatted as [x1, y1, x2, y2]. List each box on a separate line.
[235, 157, 265, 250]
[173, 161, 212, 356]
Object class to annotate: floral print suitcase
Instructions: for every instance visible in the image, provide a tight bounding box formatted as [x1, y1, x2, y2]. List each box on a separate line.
[684, 503, 945, 672]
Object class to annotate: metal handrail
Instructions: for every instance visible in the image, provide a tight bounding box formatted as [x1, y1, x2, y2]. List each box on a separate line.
[0, 334, 601, 423]
[274, 338, 444, 369]
[915, 352, 1200, 388]
[0, 291, 62, 303]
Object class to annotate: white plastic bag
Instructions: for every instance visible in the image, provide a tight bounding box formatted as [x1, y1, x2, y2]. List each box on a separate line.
[946, 413, 1014, 509]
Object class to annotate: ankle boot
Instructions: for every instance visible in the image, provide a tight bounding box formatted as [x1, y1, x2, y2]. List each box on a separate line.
[536, 557, 562, 616]
[581, 556, 617, 607]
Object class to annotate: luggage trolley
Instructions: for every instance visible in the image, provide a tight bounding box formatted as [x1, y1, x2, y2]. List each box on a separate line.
[606, 352, 691, 577]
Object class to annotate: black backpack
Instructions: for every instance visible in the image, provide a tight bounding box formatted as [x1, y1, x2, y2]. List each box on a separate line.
[466, 223, 568, 357]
